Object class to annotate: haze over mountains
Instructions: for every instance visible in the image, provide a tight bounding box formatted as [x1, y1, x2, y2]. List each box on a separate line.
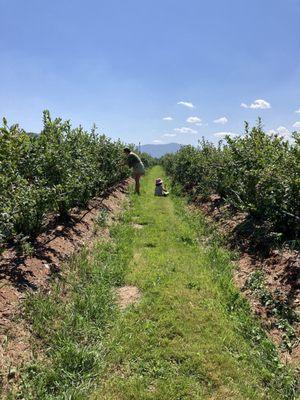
[140, 143, 182, 158]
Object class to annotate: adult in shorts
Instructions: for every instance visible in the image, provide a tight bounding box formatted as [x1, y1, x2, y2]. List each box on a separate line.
[123, 148, 145, 195]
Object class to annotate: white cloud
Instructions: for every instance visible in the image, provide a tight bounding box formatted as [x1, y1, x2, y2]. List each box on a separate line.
[163, 116, 173, 121]
[163, 133, 177, 137]
[295, 109, 300, 114]
[250, 99, 271, 109]
[186, 116, 202, 124]
[241, 99, 271, 109]
[292, 121, 300, 129]
[174, 127, 198, 134]
[213, 131, 237, 138]
[213, 116, 228, 125]
[277, 126, 289, 136]
[267, 126, 290, 137]
[177, 101, 195, 109]
[153, 139, 163, 144]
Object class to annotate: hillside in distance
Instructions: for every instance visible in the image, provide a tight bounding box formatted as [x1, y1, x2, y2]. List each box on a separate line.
[140, 142, 182, 157]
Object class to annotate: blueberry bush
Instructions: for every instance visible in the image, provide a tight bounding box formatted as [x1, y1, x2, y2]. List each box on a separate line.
[0, 111, 129, 249]
[162, 122, 300, 237]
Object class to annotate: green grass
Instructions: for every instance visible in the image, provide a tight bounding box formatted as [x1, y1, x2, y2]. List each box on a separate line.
[14, 218, 134, 399]
[15, 166, 297, 400]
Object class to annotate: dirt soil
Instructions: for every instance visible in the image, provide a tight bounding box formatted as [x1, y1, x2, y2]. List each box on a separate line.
[132, 223, 144, 230]
[195, 195, 300, 366]
[115, 286, 141, 310]
[0, 179, 131, 393]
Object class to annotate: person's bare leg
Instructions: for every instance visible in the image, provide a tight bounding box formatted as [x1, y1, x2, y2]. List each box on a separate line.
[135, 175, 140, 195]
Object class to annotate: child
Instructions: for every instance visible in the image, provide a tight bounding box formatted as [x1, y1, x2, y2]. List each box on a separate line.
[154, 178, 169, 196]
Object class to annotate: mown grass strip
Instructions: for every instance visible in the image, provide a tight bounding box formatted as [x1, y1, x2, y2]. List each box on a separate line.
[14, 211, 134, 399]
[14, 166, 297, 400]
[92, 166, 297, 400]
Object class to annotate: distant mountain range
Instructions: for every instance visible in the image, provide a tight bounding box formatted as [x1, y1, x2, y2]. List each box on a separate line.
[140, 143, 182, 158]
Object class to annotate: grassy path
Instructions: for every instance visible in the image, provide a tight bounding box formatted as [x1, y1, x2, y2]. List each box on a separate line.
[18, 166, 296, 400]
[92, 166, 295, 400]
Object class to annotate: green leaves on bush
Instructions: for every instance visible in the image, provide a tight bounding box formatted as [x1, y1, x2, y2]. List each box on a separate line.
[162, 122, 300, 236]
[0, 111, 129, 248]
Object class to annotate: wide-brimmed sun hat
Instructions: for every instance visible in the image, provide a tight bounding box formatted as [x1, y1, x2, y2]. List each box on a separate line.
[155, 178, 163, 185]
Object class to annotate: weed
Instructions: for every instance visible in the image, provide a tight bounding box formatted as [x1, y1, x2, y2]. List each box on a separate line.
[246, 271, 299, 351]
[95, 208, 109, 227]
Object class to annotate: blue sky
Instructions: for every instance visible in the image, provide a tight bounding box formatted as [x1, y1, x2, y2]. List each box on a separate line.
[1, 0, 300, 145]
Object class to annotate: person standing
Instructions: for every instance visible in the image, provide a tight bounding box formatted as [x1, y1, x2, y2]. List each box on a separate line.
[123, 148, 145, 195]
